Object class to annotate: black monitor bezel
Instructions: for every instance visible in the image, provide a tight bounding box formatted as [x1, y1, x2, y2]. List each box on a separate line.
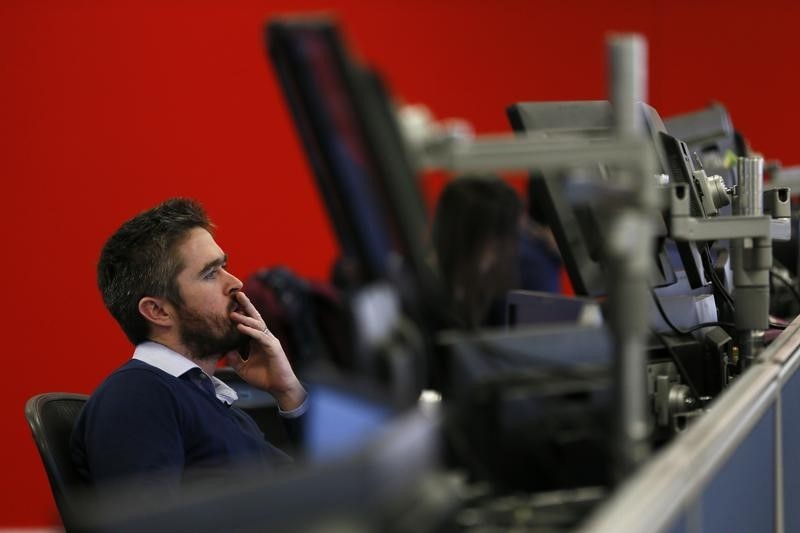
[267, 19, 430, 289]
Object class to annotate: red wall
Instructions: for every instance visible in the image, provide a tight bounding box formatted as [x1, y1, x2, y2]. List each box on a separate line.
[3, 0, 799, 527]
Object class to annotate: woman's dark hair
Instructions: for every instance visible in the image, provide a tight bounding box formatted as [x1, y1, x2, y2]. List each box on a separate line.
[431, 176, 522, 327]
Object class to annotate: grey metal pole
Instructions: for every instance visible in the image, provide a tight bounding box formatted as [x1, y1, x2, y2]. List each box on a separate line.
[733, 156, 770, 367]
[607, 34, 653, 479]
[610, 34, 646, 138]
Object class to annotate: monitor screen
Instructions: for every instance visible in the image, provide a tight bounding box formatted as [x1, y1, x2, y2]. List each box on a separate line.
[303, 379, 393, 461]
[266, 17, 447, 405]
[267, 19, 430, 290]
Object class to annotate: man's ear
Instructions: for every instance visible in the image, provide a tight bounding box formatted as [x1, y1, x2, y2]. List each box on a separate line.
[138, 297, 175, 328]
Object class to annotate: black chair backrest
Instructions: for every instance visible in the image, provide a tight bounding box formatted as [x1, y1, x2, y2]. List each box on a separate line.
[25, 392, 88, 529]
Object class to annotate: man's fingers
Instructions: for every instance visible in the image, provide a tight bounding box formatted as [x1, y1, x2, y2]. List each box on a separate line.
[234, 291, 268, 332]
[233, 312, 261, 329]
[236, 320, 271, 338]
[236, 291, 260, 317]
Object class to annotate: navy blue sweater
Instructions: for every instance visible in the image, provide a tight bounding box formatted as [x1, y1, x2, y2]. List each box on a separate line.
[71, 360, 296, 488]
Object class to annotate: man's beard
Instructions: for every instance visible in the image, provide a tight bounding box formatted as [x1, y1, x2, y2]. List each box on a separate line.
[175, 299, 247, 361]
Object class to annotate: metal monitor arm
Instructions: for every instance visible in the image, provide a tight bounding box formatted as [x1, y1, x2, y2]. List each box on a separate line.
[669, 158, 791, 366]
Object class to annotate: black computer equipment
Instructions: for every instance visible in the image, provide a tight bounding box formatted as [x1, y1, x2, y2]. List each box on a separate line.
[664, 102, 740, 189]
[658, 130, 712, 289]
[437, 325, 613, 492]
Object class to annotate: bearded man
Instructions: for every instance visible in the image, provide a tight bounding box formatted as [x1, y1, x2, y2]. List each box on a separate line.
[71, 198, 307, 489]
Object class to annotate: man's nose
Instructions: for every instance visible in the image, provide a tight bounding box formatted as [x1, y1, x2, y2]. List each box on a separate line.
[225, 270, 243, 294]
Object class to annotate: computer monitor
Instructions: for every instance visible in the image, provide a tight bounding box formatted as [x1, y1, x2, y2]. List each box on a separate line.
[267, 17, 450, 406]
[302, 372, 394, 461]
[664, 102, 741, 189]
[267, 19, 431, 293]
[437, 325, 613, 491]
[658, 130, 711, 289]
[507, 101, 708, 297]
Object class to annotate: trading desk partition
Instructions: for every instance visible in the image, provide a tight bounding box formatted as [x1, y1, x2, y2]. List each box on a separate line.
[580, 315, 800, 533]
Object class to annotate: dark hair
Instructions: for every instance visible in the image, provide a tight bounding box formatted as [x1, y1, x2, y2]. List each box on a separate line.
[97, 198, 213, 344]
[431, 176, 522, 327]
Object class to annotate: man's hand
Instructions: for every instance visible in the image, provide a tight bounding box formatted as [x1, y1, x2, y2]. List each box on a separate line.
[225, 291, 307, 411]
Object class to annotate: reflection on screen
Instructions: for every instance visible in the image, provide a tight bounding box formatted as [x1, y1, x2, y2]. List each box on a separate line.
[304, 383, 392, 461]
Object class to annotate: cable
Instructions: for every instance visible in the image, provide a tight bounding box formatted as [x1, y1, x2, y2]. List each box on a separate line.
[685, 320, 736, 333]
[770, 269, 800, 308]
[649, 288, 683, 335]
[699, 246, 792, 331]
[649, 285, 737, 406]
[650, 288, 734, 336]
[699, 243, 735, 313]
[652, 330, 702, 403]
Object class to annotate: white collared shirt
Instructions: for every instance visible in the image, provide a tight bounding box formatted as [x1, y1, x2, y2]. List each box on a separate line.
[132, 341, 308, 418]
[133, 341, 239, 405]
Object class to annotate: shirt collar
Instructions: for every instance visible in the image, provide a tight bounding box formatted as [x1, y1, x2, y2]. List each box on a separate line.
[133, 341, 239, 405]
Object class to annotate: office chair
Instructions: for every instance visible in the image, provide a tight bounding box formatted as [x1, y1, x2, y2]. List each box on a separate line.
[25, 392, 88, 530]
